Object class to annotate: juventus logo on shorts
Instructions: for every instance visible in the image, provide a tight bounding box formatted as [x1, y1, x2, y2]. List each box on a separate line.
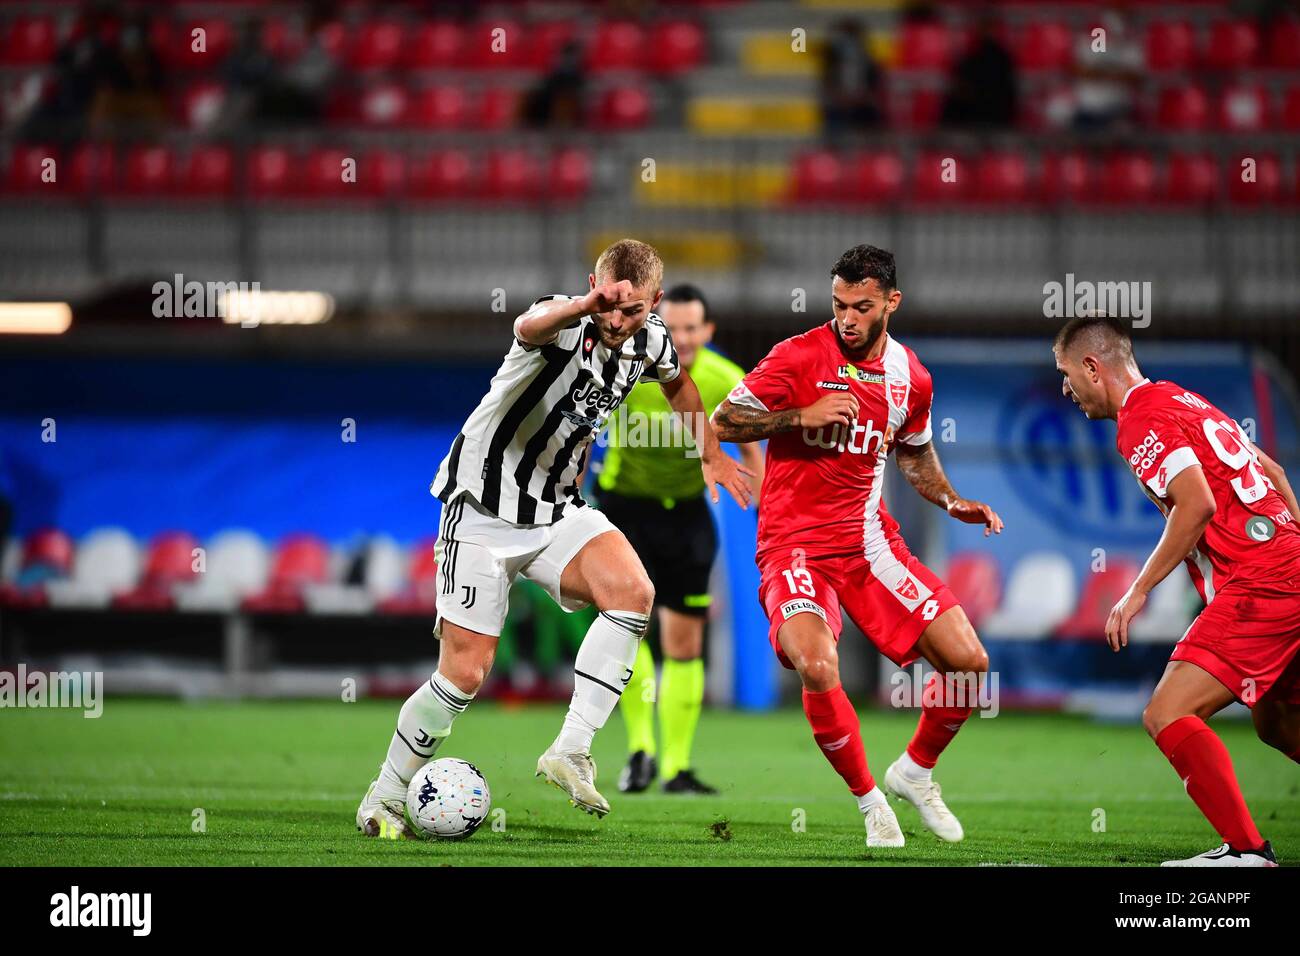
[460, 585, 477, 609]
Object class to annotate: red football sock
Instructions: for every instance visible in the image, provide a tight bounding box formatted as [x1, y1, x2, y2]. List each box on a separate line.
[1155, 716, 1264, 852]
[905, 672, 974, 769]
[802, 685, 874, 796]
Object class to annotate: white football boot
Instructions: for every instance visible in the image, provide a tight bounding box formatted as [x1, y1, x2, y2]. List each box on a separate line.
[884, 759, 965, 842]
[536, 748, 610, 817]
[1161, 841, 1277, 867]
[356, 777, 414, 840]
[864, 800, 906, 848]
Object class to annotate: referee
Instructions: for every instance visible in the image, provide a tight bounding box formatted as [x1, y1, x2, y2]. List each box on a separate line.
[596, 284, 764, 793]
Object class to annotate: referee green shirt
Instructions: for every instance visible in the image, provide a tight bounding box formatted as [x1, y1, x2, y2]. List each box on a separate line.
[598, 347, 746, 503]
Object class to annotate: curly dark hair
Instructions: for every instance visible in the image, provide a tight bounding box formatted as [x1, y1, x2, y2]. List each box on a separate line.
[830, 244, 897, 290]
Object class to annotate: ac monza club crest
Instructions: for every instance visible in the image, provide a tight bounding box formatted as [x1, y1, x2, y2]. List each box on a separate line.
[888, 379, 909, 410]
[894, 575, 919, 601]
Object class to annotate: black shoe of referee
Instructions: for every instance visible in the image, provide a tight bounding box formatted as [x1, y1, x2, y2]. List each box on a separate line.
[661, 769, 717, 795]
[618, 750, 657, 793]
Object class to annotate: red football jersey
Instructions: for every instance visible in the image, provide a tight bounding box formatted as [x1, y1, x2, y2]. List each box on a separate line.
[728, 323, 934, 562]
[1116, 378, 1300, 603]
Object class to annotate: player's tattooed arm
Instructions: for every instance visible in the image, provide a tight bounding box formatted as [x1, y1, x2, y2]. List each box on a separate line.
[710, 399, 802, 443]
[894, 440, 1005, 537]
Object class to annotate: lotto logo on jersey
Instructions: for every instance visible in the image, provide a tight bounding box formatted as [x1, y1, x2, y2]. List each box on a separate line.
[780, 598, 826, 621]
[1129, 428, 1166, 472]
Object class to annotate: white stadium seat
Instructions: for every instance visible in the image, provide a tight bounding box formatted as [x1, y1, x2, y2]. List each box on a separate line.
[45, 527, 141, 608]
[981, 551, 1077, 640]
[1128, 571, 1198, 643]
[174, 529, 269, 612]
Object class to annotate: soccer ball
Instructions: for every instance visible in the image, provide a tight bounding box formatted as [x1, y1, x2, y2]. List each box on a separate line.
[405, 758, 491, 840]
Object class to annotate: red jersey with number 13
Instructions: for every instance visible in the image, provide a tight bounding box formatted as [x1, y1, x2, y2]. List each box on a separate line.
[1116, 378, 1300, 603]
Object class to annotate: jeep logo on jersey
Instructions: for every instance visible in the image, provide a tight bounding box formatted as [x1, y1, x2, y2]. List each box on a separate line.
[888, 379, 909, 410]
[1245, 515, 1276, 542]
[894, 576, 920, 601]
[802, 420, 886, 456]
[571, 378, 620, 412]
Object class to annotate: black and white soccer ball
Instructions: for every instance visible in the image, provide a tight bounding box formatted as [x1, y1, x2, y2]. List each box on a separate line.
[405, 758, 491, 840]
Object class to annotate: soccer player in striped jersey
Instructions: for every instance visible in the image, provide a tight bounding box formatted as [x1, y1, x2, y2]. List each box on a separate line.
[712, 245, 1003, 849]
[357, 239, 752, 837]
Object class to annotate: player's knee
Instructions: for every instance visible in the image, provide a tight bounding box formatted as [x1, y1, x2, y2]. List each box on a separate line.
[605, 572, 654, 615]
[948, 645, 989, 676]
[1141, 703, 1176, 739]
[794, 649, 840, 692]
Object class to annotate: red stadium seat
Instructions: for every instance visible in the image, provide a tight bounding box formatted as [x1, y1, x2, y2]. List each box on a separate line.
[246, 146, 294, 197]
[596, 84, 652, 129]
[1227, 153, 1282, 205]
[303, 148, 352, 197]
[3, 144, 58, 193]
[357, 149, 407, 198]
[113, 531, 200, 611]
[378, 538, 438, 615]
[1014, 21, 1072, 72]
[464, 20, 524, 69]
[1265, 18, 1300, 69]
[409, 149, 474, 199]
[945, 552, 1001, 630]
[1144, 20, 1195, 72]
[177, 145, 233, 197]
[358, 82, 409, 127]
[587, 21, 645, 72]
[648, 20, 706, 74]
[1165, 152, 1218, 204]
[911, 151, 969, 203]
[481, 148, 541, 201]
[0, 16, 58, 65]
[973, 151, 1031, 204]
[404, 21, 463, 69]
[313, 20, 349, 65]
[548, 147, 592, 200]
[525, 21, 577, 72]
[897, 21, 953, 71]
[1155, 85, 1209, 131]
[1054, 558, 1141, 639]
[242, 533, 330, 613]
[349, 19, 404, 70]
[844, 152, 905, 204]
[475, 87, 521, 129]
[1041, 151, 1092, 204]
[1283, 87, 1300, 131]
[177, 80, 227, 129]
[406, 86, 468, 129]
[1217, 84, 1269, 132]
[791, 149, 843, 203]
[66, 142, 116, 196]
[1098, 152, 1157, 205]
[1203, 19, 1260, 71]
[261, 17, 304, 62]
[120, 145, 175, 196]
[0, 528, 74, 609]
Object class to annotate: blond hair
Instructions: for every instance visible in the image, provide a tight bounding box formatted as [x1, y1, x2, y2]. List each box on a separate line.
[593, 238, 664, 294]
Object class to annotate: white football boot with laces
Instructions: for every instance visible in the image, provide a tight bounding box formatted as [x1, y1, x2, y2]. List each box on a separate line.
[1161, 841, 1277, 867]
[863, 800, 906, 848]
[356, 777, 414, 840]
[885, 759, 965, 843]
[536, 748, 611, 817]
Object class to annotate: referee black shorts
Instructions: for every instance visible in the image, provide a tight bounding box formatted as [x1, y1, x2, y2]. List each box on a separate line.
[594, 489, 719, 618]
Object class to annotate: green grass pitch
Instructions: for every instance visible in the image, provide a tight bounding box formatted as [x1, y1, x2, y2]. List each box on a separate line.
[1, 699, 1296, 866]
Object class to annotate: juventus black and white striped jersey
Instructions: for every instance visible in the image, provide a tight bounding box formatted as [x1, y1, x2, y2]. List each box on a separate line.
[431, 294, 682, 526]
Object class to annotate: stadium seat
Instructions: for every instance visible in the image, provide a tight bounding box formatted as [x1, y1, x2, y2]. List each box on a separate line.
[1203, 19, 1260, 71]
[378, 538, 438, 614]
[404, 21, 463, 70]
[1014, 21, 1072, 72]
[548, 147, 593, 200]
[1217, 84, 1269, 132]
[973, 151, 1032, 204]
[1164, 152, 1218, 204]
[113, 531, 201, 611]
[246, 146, 294, 197]
[357, 149, 407, 198]
[408, 149, 474, 198]
[119, 145, 175, 196]
[357, 83, 409, 127]
[791, 149, 843, 203]
[911, 151, 969, 203]
[1053, 557, 1141, 639]
[481, 148, 541, 201]
[0, 16, 58, 65]
[981, 551, 1076, 640]
[525, 21, 577, 72]
[897, 21, 953, 72]
[177, 145, 234, 197]
[648, 20, 706, 74]
[303, 148, 352, 197]
[406, 86, 468, 129]
[1144, 20, 1196, 72]
[177, 80, 227, 130]
[596, 84, 652, 129]
[1226, 153, 1283, 205]
[464, 19, 524, 69]
[3, 144, 58, 193]
[1284, 86, 1300, 131]
[363, 536, 408, 601]
[242, 533, 331, 613]
[844, 151, 905, 204]
[0, 528, 74, 609]
[1265, 18, 1300, 69]
[587, 21, 646, 72]
[67, 142, 117, 196]
[348, 19, 404, 70]
[1155, 85, 1209, 131]
[475, 87, 522, 130]
[174, 529, 269, 612]
[45, 527, 141, 608]
[944, 552, 1002, 630]
[261, 16, 304, 62]
[1097, 152, 1157, 205]
[1128, 571, 1197, 643]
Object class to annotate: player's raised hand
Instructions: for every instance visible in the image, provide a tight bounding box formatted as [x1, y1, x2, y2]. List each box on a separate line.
[703, 453, 755, 510]
[946, 498, 1004, 537]
[799, 393, 860, 429]
[1104, 587, 1146, 652]
[581, 279, 639, 315]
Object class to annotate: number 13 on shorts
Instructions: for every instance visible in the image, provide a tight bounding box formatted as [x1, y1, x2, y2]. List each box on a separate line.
[782, 567, 815, 596]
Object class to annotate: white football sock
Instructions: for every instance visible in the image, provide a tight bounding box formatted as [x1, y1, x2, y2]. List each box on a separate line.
[553, 609, 649, 753]
[896, 750, 933, 784]
[857, 786, 888, 813]
[380, 671, 473, 789]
